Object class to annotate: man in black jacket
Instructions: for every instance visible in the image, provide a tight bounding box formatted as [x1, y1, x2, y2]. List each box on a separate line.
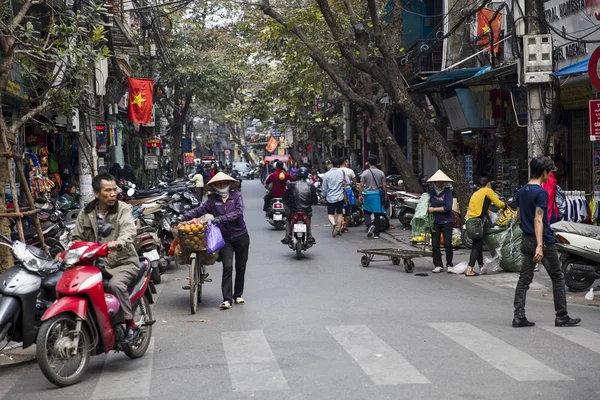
[282, 167, 318, 245]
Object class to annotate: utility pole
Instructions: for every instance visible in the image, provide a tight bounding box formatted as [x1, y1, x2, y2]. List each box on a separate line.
[524, 0, 550, 158]
[79, 75, 98, 206]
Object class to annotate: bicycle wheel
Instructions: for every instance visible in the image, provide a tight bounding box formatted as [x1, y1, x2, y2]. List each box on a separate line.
[190, 256, 198, 314]
[197, 263, 204, 304]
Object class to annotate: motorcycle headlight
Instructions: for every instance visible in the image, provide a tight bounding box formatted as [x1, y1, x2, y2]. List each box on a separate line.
[13, 242, 54, 273]
[64, 246, 89, 266]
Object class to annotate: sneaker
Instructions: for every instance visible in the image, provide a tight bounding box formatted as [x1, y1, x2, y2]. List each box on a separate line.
[234, 297, 246, 305]
[432, 266, 443, 273]
[372, 235, 380, 239]
[332, 225, 340, 237]
[343, 227, 350, 233]
[367, 225, 375, 238]
[447, 266, 455, 274]
[337, 231, 343, 237]
[219, 301, 232, 310]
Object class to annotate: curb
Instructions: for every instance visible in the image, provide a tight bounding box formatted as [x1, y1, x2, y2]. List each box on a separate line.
[0, 345, 36, 367]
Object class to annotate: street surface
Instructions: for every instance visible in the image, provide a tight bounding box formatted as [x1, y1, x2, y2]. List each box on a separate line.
[2, 180, 600, 399]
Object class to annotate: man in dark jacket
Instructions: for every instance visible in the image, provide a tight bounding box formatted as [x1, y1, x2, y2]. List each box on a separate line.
[282, 167, 317, 244]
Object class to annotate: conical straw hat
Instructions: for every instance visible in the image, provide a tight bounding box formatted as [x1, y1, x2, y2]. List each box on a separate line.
[427, 169, 453, 183]
[207, 172, 237, 185]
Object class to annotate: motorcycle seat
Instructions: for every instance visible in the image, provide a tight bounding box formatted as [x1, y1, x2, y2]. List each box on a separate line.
[11, 227, 38, 241]
[551, 221, 600, 240]
[41, 269, 64, 290]
[127, 260, 149, 293]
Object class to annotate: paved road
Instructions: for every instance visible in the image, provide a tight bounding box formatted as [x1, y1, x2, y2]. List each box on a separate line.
[2, 180, 600, 399]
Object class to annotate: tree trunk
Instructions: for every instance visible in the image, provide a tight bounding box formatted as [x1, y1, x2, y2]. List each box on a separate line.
[0, 138, 13, 272]
[226, 122, 254, 162]
[171, 122, 184, 179]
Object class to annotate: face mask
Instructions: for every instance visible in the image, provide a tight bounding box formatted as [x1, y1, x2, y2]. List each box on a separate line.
[217, 186, 230, 197]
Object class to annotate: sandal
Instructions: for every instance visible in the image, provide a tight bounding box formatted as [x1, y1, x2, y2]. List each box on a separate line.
[465, 272, 480, 277]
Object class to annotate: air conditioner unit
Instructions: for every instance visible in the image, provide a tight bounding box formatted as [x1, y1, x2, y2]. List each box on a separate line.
[522, 35, 553, 84]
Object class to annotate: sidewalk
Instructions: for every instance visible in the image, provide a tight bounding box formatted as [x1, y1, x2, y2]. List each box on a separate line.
[0, 343, 36, 367]
[382, 224, 600, 308]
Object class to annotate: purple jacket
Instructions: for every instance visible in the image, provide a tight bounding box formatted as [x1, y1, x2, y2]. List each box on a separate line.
[182, 191, 248, 239]
[429, 188, 454, 225]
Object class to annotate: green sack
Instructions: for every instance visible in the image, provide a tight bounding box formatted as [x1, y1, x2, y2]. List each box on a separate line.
[465, 218, 484, 240]
[411, 193, 434, 236]
[499, 221, 522, 272]
[484, 226, 508, 258]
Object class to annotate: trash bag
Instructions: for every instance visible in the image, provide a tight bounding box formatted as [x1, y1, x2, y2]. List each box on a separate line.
[488, 212, 498, 226]
[481, 256, 502, 274]
[499, 222, 522, 272]
[483, 226, 507, 258]
[206, 222, 225, 255]
[411, 193, 433, 236]
[451, 261, 468, 274]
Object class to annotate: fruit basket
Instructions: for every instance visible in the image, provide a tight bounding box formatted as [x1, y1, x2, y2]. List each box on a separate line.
[177, 221, 207, 253]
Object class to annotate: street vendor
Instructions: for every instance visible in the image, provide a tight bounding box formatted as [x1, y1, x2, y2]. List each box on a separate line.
[182, 172, 249, 310]
[427, 170, 455, 273]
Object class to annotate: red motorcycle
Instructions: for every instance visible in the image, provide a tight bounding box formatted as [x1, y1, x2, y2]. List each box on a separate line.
[283, 212, 315, 260]
[36, 224, 155, 387]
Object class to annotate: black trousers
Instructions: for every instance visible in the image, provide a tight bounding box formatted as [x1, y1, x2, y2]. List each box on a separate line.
[468, 238, 484, 267]
[514, 235, 568, 318]
[220, 233, 250, 303]
[364, 212, 382, 236]
[432, 222, 453, 268]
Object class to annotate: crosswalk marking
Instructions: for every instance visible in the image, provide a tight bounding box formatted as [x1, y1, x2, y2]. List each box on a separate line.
[326, 325, 430, 385]
[222, 330, 289, 391]
[539, 325, 600, 355]
[92, 338, 155, 399]
[429, 323, 571, 381]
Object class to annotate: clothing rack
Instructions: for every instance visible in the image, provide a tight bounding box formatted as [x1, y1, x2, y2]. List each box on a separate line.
[563, 191, 600, 225]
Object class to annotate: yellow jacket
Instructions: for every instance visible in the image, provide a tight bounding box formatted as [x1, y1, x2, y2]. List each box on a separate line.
[467, 188, 505, 219]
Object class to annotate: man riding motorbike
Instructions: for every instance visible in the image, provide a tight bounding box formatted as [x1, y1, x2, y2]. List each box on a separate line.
[58, 173, 140, 343]
[281, 167, 318, 245]
[264, 161, 294, 215]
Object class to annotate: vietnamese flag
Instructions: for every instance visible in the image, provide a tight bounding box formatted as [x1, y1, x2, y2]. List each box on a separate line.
[127, 78, 153, 124]
[477, 8, 503, 53]
[266, 136, 279, 153]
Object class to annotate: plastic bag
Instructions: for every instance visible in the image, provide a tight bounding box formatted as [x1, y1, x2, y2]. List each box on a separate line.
[480, 256, 502, 274]
[206, 222, 225, 255]
[488, 212, 498, 226]
[484, 226, 508, 257]
[411, 193, 433, 236]
[585, 288, 595, 301]
[452, 228, 462, 247]
[499, 221, 522, 272]
[498, 208, 516, 227]
[451, 261, 468, 274]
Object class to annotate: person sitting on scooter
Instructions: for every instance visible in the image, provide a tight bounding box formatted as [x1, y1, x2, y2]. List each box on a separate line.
[264, 161, 294, 214]
[282, 167, 318, 245]
[63, 173, 140, 343]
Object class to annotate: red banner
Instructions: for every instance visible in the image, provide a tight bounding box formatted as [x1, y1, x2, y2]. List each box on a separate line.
[266, 136, 279, 153]
[127, 78, 153, 124]
[589, 100, 600, 141]
[146, 138, 162, 148]
[477, 8, 502, 53]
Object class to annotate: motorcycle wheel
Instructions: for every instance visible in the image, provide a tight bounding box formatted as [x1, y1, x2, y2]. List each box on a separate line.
[398, 211, 412, 228]
[561, 256, 596, 292]
[461, 229, 473, 249]
[151, 266, 162, 285]
[125, 296, 153, 359]
[37, 314, 91, 387]
[296, 241, 302, 260]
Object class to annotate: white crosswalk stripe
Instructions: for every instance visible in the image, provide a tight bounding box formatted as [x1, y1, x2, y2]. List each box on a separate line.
[429, 322, 572, 381]
[539, 324, 600, 355]
[92, 338, 155, 399]
[222, 330, 289, 391]
[326, 325, 430, 385]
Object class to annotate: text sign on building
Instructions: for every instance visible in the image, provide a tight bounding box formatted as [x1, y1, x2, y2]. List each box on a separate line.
[588, 100, 600, 141]
[146, 138, 161, 148]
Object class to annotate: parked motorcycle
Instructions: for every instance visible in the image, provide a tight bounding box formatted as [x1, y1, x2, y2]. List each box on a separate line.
[36, 224, 155, 387]
[0, 234, 62, 349]
[284, 212, 315, 260]
[553, 221, 600, 291]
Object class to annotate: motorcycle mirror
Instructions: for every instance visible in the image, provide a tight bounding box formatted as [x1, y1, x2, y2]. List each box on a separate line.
[132, 183, 137, 189]
[127, 188, 135, 197]
[99, 224, 113, 238]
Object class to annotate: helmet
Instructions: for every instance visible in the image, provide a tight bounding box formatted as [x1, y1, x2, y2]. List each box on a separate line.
[296, 167, 309, 179]
[104, 294, 121, 316]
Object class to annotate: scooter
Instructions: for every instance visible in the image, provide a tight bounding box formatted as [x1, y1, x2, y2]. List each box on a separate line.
[267, 196, 286, 230]
[396, 193, 421, 228]
[36, 224, 155, 387]
[0, 234, 62, 349]
[284, 212, 315, 260]
[553, 221, 600, 291]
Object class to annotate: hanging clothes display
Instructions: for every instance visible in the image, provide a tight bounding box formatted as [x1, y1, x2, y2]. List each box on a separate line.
[562, 191, 600, 225]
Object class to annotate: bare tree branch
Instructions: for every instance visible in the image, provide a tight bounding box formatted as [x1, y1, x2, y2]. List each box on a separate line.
[9, 102, 49, 135]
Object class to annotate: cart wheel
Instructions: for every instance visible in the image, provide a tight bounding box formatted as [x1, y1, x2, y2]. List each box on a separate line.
[190, 257, 198, 314]
[360, 255, 371, 268]
[197, 263, 205, 304]
[404, 259, 415, 273]
[391, 256, 401, 265]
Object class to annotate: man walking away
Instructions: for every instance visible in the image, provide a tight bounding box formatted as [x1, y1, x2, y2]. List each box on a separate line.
[513, 156, 580, 328]
[191, 166, 205, 202]
[340, 156, 356, 233]
[359, 155, 386, 239]
[321, 158, 346, 237]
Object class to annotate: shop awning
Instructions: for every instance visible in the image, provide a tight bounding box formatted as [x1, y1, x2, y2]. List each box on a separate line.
[449, 63, 518, 87]
[408, 67, 486, 92]
[553, 57, 590, 77]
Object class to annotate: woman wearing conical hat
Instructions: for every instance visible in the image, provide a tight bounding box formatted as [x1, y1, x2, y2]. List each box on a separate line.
[427, 170, 455, 273]
[182, 172, 249, 310]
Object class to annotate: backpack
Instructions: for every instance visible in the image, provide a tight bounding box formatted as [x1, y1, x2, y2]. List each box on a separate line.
[555, 185, 566, 220]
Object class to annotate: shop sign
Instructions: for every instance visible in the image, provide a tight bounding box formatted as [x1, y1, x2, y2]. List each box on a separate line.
[560, 85, 592, 109]
[544, 0, 600, 69]
[97, 141, 107, 153]
[588, 100, 600, 141]
[146, 138, 162, 148]
[183, 152, 194, 164]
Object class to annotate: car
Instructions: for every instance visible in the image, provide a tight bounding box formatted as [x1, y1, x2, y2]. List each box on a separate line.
[232, 162, 255, 180]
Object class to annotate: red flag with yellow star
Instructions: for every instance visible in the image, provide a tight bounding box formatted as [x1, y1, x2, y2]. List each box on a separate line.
[477, 8, 502, 53]
[127, 78, 153, 124]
